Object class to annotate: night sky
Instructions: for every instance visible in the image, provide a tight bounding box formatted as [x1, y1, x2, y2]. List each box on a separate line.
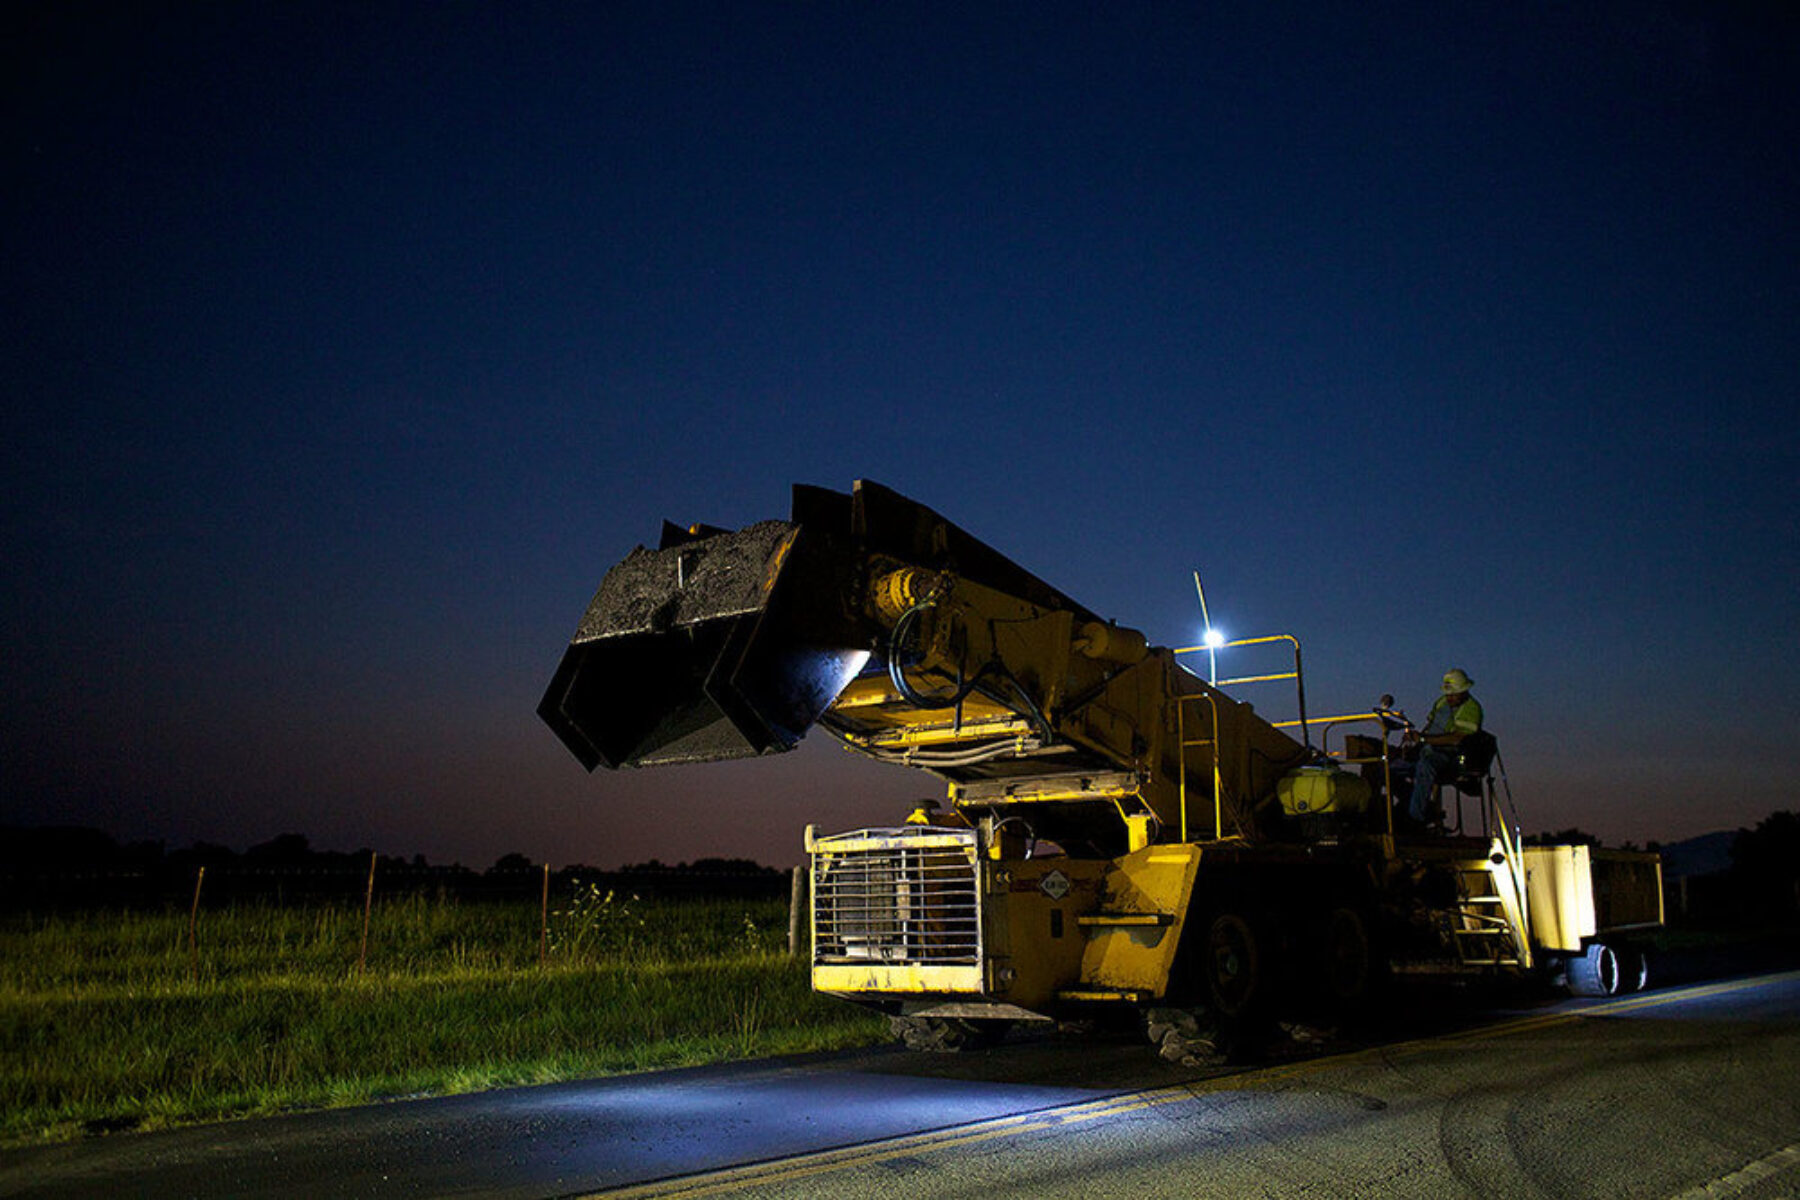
[5, 3, 1796, 869]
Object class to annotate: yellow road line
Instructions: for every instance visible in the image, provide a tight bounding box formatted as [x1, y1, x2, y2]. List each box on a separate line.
[584, 968, 1800, 1199]
[1673, 1141, 1800, 1198]
[587, 1089, 1204, 1200]
[1588, 969, 1800, 1016]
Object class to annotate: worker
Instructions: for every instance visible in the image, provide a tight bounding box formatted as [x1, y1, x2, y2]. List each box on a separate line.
[1405, 668, 1483, 828]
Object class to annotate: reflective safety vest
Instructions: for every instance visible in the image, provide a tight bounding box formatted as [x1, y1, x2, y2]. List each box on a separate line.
[1423, 695, 1483, 736]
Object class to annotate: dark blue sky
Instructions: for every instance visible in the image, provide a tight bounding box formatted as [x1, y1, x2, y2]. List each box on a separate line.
[5, 2, 1796, 868]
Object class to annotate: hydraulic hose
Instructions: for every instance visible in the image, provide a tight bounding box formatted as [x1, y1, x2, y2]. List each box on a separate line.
[862, 737, 1043, 769]
[886, 603, 982, 710]
[885, 601, 1053, 744]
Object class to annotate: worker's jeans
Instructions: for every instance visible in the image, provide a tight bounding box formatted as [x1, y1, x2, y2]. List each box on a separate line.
[1408, 747, 1456, 822]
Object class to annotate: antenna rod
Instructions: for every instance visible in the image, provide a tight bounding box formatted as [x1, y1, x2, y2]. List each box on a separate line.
[1192, 570, 1217, 684]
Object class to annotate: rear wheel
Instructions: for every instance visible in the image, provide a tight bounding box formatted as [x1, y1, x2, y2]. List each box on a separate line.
[1566, 942, 1621, 997]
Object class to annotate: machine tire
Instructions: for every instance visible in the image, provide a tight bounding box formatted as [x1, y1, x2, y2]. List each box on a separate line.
[891, 1016, 1011, 1052]
[1320, 906, 1379, 1015]
[1201, 911, 1280, 1060]
[1566, 942, 1622, 997]
[1204, 913, 1267, 1022]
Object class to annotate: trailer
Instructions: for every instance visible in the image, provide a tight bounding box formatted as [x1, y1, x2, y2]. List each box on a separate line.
[540, 481, 1662, 1055]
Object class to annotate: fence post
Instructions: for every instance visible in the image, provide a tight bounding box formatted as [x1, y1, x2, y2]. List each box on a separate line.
[188, 866, 206, 983]
[539, 862, 551, 966]
[358, 850, 377, 975]
[787, 865, 808, 959]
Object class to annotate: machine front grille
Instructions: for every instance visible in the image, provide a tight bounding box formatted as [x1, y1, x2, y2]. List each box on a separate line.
[811, 829, 982, 966]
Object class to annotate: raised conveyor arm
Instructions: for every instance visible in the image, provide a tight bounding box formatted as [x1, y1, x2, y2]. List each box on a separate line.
[540, 480, 1308, 844]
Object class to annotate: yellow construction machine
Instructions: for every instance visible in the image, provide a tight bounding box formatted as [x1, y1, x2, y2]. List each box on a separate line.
[540, 481, 1662, 1053]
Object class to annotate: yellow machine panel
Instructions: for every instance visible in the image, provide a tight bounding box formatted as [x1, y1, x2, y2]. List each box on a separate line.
[1076, 843, 1202, 997]
[1523, 845, 1599, 952]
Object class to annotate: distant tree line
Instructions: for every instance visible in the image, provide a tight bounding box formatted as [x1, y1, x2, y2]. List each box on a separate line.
[9, 812, 1795, 919]
[0, 826, 785, 910]
[485, 850, 774, 877]
[1525, 828, 1606, 848]
[1728, 811, 1800, 918]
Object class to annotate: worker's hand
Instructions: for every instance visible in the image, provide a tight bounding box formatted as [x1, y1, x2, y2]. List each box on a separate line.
[1401, 729, 1420, 747]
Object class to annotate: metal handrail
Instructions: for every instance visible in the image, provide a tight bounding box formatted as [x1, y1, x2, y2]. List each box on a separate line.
[1486, 789, 1532, 967]
[1172, 684, 1224, 842]
[1173, 634, 1310, 749]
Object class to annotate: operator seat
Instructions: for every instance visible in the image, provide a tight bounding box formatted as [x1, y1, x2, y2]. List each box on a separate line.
[1448, 729, 1498, 833]
[1452, 730, 1498, 793]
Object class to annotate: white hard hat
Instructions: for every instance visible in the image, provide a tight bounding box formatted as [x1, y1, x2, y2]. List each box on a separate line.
[1442, 668, 1474, 694]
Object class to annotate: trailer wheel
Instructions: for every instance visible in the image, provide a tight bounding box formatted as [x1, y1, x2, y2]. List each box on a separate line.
[1204, 913, 1265, 1021]
[1566, 942, 1622, 997]
[1619, 946, 1650, 993]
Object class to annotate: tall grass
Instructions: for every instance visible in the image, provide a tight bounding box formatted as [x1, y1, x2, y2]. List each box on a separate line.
[0, 892, 888, 1145]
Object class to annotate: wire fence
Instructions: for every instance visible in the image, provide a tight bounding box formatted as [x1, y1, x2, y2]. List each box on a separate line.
[0, 859, 810, 986]
[0, 861, 790, 912]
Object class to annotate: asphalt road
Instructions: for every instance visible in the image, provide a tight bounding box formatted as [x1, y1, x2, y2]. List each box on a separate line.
[5, 959, 1800, 1200]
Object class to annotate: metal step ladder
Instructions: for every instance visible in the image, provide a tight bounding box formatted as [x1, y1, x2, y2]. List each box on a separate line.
[1453, 866, 1522, 966]
[1451, 833, 1533, 969]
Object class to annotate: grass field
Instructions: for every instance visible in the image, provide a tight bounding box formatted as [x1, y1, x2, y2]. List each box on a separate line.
[0, 890, 889, 1145]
